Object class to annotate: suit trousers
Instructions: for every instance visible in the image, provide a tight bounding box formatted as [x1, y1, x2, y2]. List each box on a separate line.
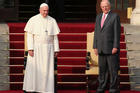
[97, 52, 120, 93]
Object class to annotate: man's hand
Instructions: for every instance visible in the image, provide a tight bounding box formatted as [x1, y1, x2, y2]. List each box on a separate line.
[28, 50, 34, 57]
[94, 49, 98, 56]
[112, 48, 118, 54]
[54, 52, 59, 57]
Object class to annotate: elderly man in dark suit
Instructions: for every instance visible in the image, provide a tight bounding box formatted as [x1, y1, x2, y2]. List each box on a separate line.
[93, 0, 121, 93]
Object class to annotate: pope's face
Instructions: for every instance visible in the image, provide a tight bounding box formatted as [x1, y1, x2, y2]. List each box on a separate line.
[100, 2, 110, 14]
[39, 6, 49, 17]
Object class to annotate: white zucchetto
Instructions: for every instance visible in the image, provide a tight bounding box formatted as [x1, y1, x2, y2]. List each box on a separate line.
[40, 3, 49, 8]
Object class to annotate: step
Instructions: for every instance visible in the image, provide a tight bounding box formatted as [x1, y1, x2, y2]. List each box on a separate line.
[9, 49, 126, 62]
[58, 49, 86, 57]
[120, 66, 129, 74]
[9, 47, 126, 58]
[57, 74, 130, 82]
[57, 57, 128, 66]
[57, 74, 86, 82]
[120, 42, 126, 49]
[57, 65, 128, 74]
[8, 23, 94, 33]
[9, 73, 58, 82]
[9, 33, 88, 41]
[121, 26, 124, 33]
[88, 82, 131, 90]
[88, 90, 140, 93]
[120, 82, 132, 90]
[57, 82, 131, 90]
[9, 82, 23, 90]
[8, 33, 90, 42]
[11, 41, 87, 50]
[8, 24, 124, 35]
[7, 23, 124, 33]
[9, 65, 24, 74]
[59, 24, 123, 33]
[9, 57, 24, 65]
[10, 74, 24, 82]
[120, 34, 125, 42]
[57, 90, 87, 93]
[8, 23, 25, 33]
[9, 33, 125, 42]
[9, 49, 24, 57]
[120, 58, 128, 66]
[10, 41, 24, 49]
[86, 66, 129, 75]
[134, 84, 140, 91]
[59, 41, 86, 49]
[58, 23, 94, 33]
[130, 76, 140, 83]
[0, 75, 9, 83]
[9, 33, 24, 41]
[130, 68, 140, 76]
[87, 74, 130, 82]
[0, 90, 24, 93]
[0, 83, 9, 90]
[118, 74, 131, 82]
[8, 28, 24, 33]
[8, 73, 131, 83]
[57, 82, 87, 90]
[59, 49, 126, 57]
[58, 33, 87, 41]
[57, 57, 86, 65]
[120, 50, 127, 58]
[8, 81, 132, 90]
[2, 41, 127, 53]
[57, 65, 86, 74]
[9, 82, 87, 90]
[6, 33, 123, 42]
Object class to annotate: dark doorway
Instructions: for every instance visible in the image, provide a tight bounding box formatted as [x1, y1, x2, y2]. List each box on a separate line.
[63, 0, 96, 22]
[19, 0, 97, 22]
[18, 0, 63, 22]
[0, 0, 19, 22]
[48, 0, 64, 22]
[0, 0, 97, 22]
[18, 0, 44, 21]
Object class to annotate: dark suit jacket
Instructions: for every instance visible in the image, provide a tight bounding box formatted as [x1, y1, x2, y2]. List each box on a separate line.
[93, 11, 121, 54]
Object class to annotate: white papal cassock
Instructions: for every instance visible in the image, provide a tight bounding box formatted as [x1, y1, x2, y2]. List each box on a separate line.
[23, 14, 60, 93]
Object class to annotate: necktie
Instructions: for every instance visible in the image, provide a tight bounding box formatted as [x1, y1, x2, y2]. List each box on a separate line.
[101, 14, 106, 28]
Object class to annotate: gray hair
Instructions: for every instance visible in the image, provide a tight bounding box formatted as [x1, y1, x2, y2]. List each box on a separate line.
[101, 0, 111, 6]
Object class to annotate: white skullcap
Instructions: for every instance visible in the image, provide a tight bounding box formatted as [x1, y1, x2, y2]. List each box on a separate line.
[40, 3, 49, 8]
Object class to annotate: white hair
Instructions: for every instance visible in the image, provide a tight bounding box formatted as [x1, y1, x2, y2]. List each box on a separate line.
[101, 0, 111, 5]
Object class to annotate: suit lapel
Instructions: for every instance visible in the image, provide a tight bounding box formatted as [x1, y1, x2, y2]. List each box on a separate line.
[98, 14, 102, 31]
